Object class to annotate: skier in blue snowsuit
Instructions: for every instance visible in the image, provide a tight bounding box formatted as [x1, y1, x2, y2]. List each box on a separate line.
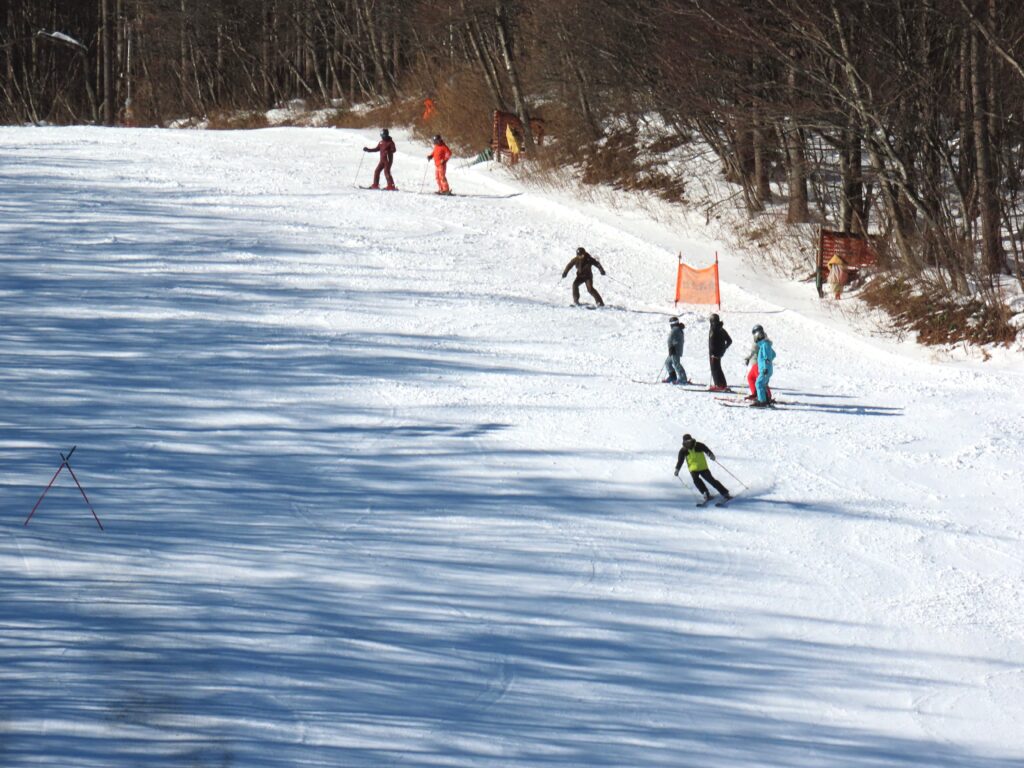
[750, 326, 776, 408]
[662, 316, 689, 384]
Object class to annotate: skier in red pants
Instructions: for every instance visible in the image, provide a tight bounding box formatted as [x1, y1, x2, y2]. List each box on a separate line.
[426, 134, 452, 194]
[363, 129, 397, 190]
[744, 324, 773, 401]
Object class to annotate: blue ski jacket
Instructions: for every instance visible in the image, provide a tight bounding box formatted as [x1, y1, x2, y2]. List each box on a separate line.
[756, 338, 776, 372]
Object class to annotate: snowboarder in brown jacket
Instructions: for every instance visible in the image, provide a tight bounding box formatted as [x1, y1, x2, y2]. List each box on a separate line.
[561, 247, 606, 307]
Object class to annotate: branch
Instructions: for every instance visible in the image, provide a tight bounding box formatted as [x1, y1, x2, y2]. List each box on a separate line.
[34, 30, 88, 52]
[956, 0, 1024, 85]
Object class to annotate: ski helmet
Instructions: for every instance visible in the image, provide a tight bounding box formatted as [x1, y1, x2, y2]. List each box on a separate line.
[576, 246, 586, 256]
[432, 134, 443, 144]
[380, 128, 390, 138]
[709, 313, 720, 324]
[752, 324, 763, 335]
[669, 316, 680, 325]
[682, 434, 695, 448]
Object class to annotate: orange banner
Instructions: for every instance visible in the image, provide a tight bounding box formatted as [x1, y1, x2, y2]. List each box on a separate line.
[675, 257, 720, 306]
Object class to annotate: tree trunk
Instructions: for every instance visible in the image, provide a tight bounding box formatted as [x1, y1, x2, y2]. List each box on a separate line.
[101, 0, 113, 123]
[752, 107, 772, 207]
[466, 9, 505, 109]
[495, 0, 532, 149]
[782, 121, 810, 223]
[971, 27, 1004, 278]
[263, 0, 274, 107]
[179, 0, 190, 113]
[840, 132, 866, 235]
[783, 55, 809, 223]
[958, 30, 976, 220]
[355, 0, 387, 95]
[5, 1, 16, 114]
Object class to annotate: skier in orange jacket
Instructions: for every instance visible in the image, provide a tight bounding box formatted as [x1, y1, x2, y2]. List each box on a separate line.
[426, 134, 452, 195]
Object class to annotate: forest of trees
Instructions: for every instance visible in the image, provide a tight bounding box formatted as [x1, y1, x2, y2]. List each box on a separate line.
[3, 1, 1023, 336]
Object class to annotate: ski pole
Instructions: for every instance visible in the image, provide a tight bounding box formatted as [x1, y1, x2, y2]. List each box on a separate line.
[711, 459, 749, 492]
[352, 150, 365, 187]
[655, 362, 666, 382]
[61, 448, 103, 530]
[419, 160, 430, 194]
[606, 274, 634, 291]
[25, 460, 67, 527]
[676, 474, 700, 498]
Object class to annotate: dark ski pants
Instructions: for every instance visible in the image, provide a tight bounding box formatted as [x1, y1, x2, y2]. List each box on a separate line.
[690, 469, 729, 497]
[573, 277, 604, 306]
[372, 160, 394, 188]
[709, 355, 727, 388]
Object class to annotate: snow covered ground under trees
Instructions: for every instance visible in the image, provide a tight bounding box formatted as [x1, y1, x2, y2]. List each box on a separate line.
[1, 126, 1023, 767]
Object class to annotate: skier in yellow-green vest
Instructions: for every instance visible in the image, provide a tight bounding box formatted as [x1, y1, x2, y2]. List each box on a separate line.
[674, 433, 732, 505]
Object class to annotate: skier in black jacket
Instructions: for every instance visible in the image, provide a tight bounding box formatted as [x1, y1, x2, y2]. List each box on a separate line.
[561, 247, 606, 307]
[707, 313, 732, 391]
[674, 434, 732, 505]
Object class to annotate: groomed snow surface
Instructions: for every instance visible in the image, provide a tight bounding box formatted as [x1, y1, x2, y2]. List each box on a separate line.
[2, 126, 1023, 767]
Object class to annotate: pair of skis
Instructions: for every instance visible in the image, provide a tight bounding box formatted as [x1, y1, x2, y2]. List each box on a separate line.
[630, 377, 783, 409]
[629, 378, 731, 393]
[360, 186, 457, 197]
[695, 494, 735, 508]
[359, 185, 524, 200]
[715, 395, 784, 409]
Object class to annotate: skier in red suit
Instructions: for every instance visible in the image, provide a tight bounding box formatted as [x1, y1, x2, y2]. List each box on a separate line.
[363, 129, 397, 190]
[426, 134, 452, 195]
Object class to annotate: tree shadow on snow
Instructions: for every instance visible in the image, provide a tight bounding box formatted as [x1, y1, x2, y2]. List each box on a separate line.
[0, 141, 1018, 768]
[780, 400, 904, 417]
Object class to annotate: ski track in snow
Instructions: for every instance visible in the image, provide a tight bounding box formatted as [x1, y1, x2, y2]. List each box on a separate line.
[1, 126, 1023, 767]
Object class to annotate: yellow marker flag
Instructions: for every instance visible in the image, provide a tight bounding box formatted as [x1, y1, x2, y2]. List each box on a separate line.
[505, 124, 520, 154]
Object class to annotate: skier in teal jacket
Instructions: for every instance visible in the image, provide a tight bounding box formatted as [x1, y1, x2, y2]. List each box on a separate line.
[751, 327, 776, 407]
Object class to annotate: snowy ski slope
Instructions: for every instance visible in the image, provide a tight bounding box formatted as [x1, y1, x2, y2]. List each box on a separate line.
[1, 126, 1023, 767]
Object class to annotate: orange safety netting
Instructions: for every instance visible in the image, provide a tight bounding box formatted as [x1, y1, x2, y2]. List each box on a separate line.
[674, 258, 721, 306]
